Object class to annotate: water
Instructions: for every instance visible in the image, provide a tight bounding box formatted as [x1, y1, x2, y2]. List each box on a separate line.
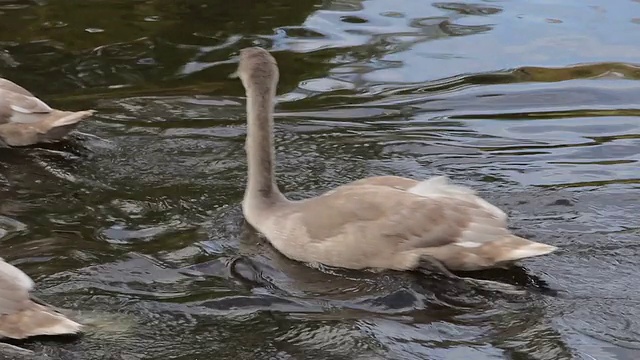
[1, 0, 639, 359]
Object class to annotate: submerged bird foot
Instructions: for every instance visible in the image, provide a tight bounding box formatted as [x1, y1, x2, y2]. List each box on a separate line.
[226, 255, 265, 287]
[455, 277, 526, 295]
[0, 342, 34, 356]
[417, 256, 526, 295]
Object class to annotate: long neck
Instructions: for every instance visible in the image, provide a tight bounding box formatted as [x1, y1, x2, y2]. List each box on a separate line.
[245, 85, 283, 202]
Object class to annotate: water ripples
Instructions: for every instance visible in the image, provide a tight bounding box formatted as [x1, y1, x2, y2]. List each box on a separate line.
[1, 0, 640, 359]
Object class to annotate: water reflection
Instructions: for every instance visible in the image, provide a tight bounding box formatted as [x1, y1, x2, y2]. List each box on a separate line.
[1, 0, 639, 359]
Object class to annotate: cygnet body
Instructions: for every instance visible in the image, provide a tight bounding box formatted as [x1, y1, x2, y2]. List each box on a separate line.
[234, 47, 557, 289]
[0, 257, 81, 341]
[0, 77, 94, 146]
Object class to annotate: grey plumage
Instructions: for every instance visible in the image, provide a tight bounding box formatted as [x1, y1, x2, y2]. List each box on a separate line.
[0, 78, 95, 146]
[0, 257, 82, 340]
[234, 47, 557, 291]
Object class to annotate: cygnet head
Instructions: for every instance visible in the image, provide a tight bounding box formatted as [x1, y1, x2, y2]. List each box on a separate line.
[233, 47, 279, 91]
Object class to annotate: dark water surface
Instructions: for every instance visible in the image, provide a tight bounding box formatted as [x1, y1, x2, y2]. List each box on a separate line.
[1, 0, 639, 359]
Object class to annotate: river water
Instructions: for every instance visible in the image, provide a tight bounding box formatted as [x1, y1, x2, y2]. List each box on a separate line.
[1, 0, 639, 359]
